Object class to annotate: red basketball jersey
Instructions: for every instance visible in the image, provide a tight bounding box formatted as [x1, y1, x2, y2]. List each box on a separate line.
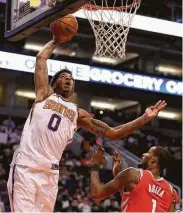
[173, 189, 179, 204]
[121, 170, 174, 212]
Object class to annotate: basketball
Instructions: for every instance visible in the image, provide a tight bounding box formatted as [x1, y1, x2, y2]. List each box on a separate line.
[50, 15, 78, 42]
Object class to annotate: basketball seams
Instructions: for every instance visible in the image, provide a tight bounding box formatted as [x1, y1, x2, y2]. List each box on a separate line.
[58, 20, 67, 38]
[50, 15, 78, 42]
[59, 14, 78, 33]
[59, 20, 78, 33]
[56, 20, 61, 37]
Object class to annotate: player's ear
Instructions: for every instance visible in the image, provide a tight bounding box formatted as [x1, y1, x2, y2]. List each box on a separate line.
[152, 156, 158, 164]
[71, 84, 75, 94]
[52, 83, 56, 90]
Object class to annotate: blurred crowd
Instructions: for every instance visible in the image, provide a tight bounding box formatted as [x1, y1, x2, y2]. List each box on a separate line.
[0, 116, 182, 212]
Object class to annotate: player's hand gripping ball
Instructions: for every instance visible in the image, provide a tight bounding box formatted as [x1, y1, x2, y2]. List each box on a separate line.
[50, 14, 78, 43]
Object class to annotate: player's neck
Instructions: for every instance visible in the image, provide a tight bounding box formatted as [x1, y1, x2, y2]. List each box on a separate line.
[149, 168, 161, 180]
[55, 92, 69, 101]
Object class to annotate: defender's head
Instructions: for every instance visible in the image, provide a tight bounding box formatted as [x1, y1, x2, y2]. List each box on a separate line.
[138, 146, 171, 172]
[50, 69, 75, 98]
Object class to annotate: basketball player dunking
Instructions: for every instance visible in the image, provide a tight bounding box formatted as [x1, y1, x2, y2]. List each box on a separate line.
[7, 38, 167, 212]
[90, 146, 179, 212]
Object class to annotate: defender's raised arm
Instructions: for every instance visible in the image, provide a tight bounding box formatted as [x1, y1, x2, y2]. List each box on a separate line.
[90, 146, 140, 200]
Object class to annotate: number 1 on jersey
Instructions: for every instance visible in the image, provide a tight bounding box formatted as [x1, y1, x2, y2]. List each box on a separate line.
[48, 114, 61, 132]
[152, 199, 157, 213]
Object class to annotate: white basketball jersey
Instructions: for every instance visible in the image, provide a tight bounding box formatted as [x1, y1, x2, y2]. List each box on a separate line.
[15, 93, 78, 172]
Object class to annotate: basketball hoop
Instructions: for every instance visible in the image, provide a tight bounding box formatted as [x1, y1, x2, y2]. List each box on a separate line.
[82, 0, 141, 59]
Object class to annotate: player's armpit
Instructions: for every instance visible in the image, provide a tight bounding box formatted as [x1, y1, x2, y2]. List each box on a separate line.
[91, 167, 140, 201]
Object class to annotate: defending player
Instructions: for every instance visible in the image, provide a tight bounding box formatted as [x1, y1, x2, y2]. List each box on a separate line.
[90, 145, 179, 212]
[7, 37, 167, 212]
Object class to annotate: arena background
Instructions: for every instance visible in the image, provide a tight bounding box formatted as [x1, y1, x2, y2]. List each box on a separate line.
[0, 0, 182, 212]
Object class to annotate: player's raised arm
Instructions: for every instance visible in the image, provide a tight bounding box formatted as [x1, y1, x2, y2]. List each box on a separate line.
[35, 39, 61, 102]
[90, 146, 140, 201]
[78, 100, 167, 140]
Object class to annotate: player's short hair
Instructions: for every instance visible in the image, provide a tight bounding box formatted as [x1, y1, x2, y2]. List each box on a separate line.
[50, 69, 73, 87]
[153, 146, 171, 171]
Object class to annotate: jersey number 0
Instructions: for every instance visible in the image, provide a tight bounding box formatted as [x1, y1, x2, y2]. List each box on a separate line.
[48, 114, 61, 131]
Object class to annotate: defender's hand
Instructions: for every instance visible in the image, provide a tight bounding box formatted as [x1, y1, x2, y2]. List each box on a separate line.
[144, 100, 167, 121]
[112, 151, 122, 177]
[91, 145, 105, 167]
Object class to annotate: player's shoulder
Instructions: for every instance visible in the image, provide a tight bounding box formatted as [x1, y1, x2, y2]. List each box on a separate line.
[161, 178, 173, 189]
[121, 167, 142, 179]
[35, 91, 54, 103]
[143, 170, 170, 185]
[157, 178, 175, 195]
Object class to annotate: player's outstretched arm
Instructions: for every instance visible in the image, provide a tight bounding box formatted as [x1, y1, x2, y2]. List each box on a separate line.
[90, 146, 140, 201]
[35, 39, 61, 102]
[78, 100, 167, 140]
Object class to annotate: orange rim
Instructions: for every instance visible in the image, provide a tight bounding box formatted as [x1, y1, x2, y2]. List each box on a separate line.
[82, 0, 141, 11]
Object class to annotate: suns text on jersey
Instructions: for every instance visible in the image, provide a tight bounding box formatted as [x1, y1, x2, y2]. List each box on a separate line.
[43, 99, 76, 122]
[149, 184, 165, 197]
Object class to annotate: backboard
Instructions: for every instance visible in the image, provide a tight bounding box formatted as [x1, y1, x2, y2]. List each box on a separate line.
[5, 0, 90, 41]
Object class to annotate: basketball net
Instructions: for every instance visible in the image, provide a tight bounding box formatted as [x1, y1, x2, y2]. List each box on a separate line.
[46, 0, 57, 7]
[82, 0, 141, 59]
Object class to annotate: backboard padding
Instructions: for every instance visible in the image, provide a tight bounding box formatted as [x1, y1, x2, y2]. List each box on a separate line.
[5, 0, 90, 41]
